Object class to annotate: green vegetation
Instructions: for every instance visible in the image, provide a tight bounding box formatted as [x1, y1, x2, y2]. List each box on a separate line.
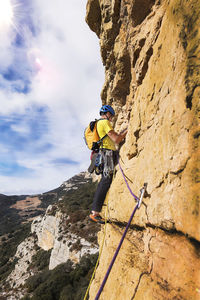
[0, 194, 21, 236]
[0, 223, 31, 282]
[28, 249, 51, 271]
[57, 179, 100, 243]
[21, 177, 100, 299]
[58, 179, 98, 214]
[0, 174, 100, 298]
[22, 254, 98, 300]
[38, 193, 58, 209]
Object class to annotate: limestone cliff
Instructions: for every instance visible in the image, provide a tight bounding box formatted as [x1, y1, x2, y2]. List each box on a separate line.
[0, 172, 99, 299]
[86, 0, 200, 299]
[31, 204, 98, 270]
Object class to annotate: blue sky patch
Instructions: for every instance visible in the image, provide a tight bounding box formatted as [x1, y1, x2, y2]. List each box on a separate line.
[51, 158, 79, 166]
[3, 68, 20, 81]
[2, 67, 32, 94]
[0, 161, 32, 177]
[0, 105, 52, 178]
[0, 105, 50, 152]
[14, 33, 25, 48]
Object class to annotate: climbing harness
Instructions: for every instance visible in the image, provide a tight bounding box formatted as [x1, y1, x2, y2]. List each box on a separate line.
[101, 149, 116, 177]
[94, 177, 147, 300]
[94, 149, 118, 176]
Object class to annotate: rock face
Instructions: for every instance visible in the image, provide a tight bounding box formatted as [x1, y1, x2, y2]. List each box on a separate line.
[86, 0, 200, 299]
[7, 236, 37, 289]
[31, 205, 98, 270]
[0, 172, 99, 299]
[49, 232, 98, 270]
[31, 207, 61, 251]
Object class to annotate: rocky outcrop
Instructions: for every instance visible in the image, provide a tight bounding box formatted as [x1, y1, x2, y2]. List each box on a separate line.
[31, 207, 61, 251]
[86, 0, 200, 299]
[4, 236, 37, 300]
[49, 232, 98, 270]
[0, 172, 99, 299]
[31, 204, 98, 270]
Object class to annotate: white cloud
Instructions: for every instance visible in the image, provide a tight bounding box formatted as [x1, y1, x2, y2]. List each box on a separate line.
[0, 0, 104, 195]
[0, 27, 14, 70]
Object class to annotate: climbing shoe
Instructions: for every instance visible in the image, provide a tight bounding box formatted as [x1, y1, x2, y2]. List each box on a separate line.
[89, 214, 105, 224]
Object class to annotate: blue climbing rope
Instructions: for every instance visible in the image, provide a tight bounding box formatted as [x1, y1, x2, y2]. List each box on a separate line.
[118, 160, 139, 202]
[94, 160, 147, 299]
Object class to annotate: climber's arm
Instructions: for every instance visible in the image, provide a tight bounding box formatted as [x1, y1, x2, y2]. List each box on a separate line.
[107, 129, 127, 144]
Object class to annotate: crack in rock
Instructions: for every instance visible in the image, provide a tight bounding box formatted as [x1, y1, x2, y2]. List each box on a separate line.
[170, 157, 190, 175]
[131, 261, 154, 299]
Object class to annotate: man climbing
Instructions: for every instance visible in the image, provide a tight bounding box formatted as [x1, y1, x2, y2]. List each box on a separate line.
[89, 105, 127, 224]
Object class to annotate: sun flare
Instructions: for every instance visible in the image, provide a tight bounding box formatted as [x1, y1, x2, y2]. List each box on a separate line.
[0, 0, 14, 28]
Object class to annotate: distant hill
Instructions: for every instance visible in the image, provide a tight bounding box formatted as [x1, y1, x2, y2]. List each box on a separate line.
[0, 193, 26, 236]
[0, 172, 100, 300]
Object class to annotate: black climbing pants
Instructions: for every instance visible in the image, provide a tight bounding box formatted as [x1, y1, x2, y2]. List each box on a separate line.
[92, 174, 113, 212]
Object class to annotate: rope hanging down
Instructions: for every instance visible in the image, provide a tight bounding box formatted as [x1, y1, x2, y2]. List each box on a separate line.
[94, 161, 147, 300]
[83, 198, 109, 300]
[118, 160, 140, 203]
[83, 168, 117, 300]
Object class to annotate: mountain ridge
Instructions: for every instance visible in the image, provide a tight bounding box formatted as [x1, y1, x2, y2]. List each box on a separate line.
[0, 171, 100, 299]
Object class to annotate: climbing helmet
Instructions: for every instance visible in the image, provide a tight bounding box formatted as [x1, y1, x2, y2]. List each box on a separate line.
[99, 105, 115, 116]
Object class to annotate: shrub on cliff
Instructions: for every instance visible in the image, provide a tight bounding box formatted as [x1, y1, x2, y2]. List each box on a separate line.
[58, 180, 97, 214]
[58, 179, 100, 244]
[0, 223, 30, 282]
[24, 254, 98, 299]
[28, 249, 51, 271]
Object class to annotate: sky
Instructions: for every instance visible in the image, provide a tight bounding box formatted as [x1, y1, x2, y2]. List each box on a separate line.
[0, 0, 104, 195]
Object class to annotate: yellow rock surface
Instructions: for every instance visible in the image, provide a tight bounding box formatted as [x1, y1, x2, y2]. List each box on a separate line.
[86, 0, 200, 298]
